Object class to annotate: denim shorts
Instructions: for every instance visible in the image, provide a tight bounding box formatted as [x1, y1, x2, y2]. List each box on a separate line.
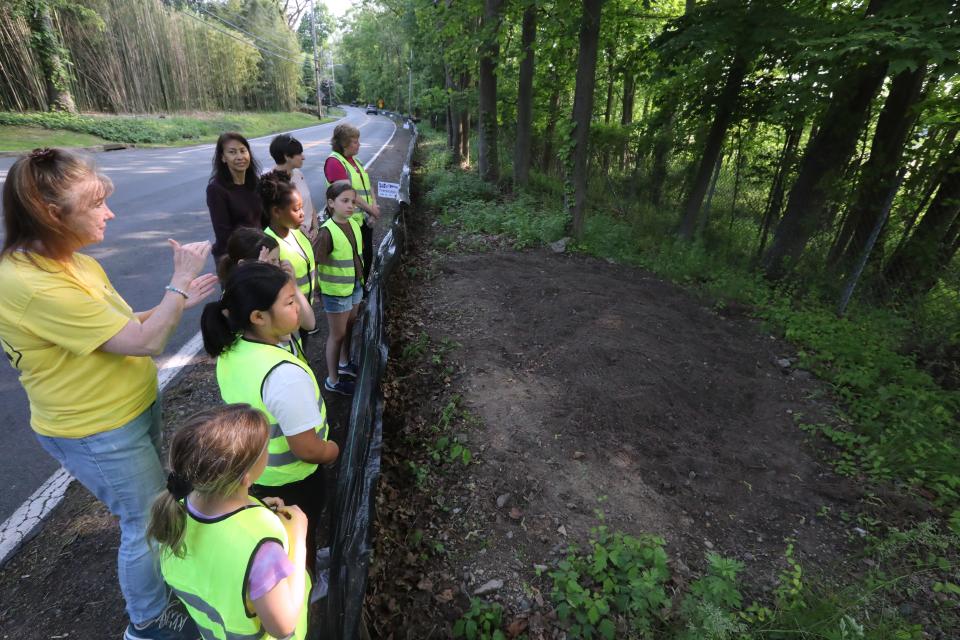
[321, 281, 362, 313]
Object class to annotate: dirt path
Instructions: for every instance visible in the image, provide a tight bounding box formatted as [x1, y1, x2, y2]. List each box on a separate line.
[367, 223, 940, 637]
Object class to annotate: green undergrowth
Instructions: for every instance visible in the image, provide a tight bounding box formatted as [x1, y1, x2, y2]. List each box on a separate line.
[452, 510, 957, 639]
[0, 109, 341, 148]
[417, 129, 960, 523]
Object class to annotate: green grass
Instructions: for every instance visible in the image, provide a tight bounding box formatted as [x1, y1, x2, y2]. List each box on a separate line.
[0, 109, 345, 150]
[0, 125, 110, 152]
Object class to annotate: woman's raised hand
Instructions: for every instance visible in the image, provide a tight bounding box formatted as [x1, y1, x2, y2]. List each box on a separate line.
[169, 239, 212, 289]
[183, 273, 219, 309]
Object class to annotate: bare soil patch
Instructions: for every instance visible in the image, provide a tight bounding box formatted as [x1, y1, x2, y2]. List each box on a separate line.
[367, 216, 942, 638]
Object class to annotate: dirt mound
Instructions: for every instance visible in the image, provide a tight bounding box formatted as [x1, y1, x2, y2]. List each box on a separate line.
[369, 237, 938, 638]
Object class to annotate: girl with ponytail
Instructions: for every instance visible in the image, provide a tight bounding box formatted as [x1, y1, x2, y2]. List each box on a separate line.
[200, 261, 338, 575]
[148, 405, 310, 639]
[216, 227, 315, 363]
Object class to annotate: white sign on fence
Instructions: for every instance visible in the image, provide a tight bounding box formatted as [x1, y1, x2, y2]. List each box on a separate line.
[378, 181, 400, 200]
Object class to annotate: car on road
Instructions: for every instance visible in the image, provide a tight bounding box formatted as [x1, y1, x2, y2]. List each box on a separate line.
[365, 104, 379, 115]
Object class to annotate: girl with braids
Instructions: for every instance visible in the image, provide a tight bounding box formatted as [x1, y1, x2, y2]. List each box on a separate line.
[148, 404, 310, 640]
[200, 261, 338, 575]
[258, 172, 318, 309]
[217, 227, 315, 363]
[315, 180, 364, 396]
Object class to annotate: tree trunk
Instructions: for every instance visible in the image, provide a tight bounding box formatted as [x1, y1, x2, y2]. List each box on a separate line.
[762, 0, 890, 280]
[677, 52, 748, 240]
[445, 64, 459, 161]
[896, 127, 960, 251]
[477, 0, 505, 183]
[883, 145, 960, 297]
[756, 123, 803, 257]
[619, 72, 636, 171]
[27, 0, 76, 112]
[648, 95, 676, 207]
[513, 3, 536, 187]
[569, 0, 603, 239]
[459, 71, 471, 164]
[829, 63, 927, 271]
[460, 110, 470, 164]
[541, 83, 561, 174]
[883, 141, 960, 298]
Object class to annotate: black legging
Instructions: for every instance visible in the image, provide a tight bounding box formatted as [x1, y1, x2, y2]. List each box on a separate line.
[251, 467, 325, 576]
[361, 222, 373, 284]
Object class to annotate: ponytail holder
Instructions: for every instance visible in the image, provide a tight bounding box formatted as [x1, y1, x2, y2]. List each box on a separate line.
[28, 148, 56, 164]
[166, 472, 193, 500]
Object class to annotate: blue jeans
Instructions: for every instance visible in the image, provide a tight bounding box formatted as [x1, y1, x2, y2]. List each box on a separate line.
[36, 400, 167, 625]
[321, 280, 363, 313]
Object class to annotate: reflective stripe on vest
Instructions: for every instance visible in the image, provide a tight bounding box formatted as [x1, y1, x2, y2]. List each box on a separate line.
[265, 227, 317, 305]
[216, 339, 327, 486]
[318, 217, 363, 296]
[329, 151, 372, 226]
[160, 502, 310, 640]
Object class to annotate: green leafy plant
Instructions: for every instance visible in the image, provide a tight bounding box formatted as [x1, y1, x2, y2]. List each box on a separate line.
[549, 525, 670, 638]
[452, 598, 506, 640]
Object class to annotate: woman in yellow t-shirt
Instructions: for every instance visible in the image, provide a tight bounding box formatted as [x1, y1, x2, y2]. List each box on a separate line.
[0, 149, 217, 640]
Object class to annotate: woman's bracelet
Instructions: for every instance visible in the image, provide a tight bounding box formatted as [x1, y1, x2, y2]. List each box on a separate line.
[165, 284, 190, 299]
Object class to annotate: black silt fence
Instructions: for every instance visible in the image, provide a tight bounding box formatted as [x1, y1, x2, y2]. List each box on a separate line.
[322, 118, 418, 639]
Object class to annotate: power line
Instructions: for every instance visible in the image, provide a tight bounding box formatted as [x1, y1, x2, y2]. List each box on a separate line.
[196, 6, 298, 62]
[177, 9, 302, 65]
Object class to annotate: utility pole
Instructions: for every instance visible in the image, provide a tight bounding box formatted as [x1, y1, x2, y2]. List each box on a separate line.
[327, 50, 337, 105]
[408, 48, 413, 116]
[310, 0, 323, 118]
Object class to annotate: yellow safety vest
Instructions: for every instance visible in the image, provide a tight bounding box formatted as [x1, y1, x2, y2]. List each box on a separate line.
[318, 217, 363, 297]
[329, 151, 373, 227]
[265, 227, 317, 305]
[160, 499, 310, 640]
[216, 338, 327, 486]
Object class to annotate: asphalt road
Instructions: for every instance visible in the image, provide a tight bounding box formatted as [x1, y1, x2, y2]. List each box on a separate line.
[0, 106, 398, 524]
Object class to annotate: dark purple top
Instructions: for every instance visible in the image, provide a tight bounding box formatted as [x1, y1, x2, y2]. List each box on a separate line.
[206, 178, 263, 258]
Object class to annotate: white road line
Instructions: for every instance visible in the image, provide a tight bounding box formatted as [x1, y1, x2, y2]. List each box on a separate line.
[366, 119, 398, 170]
[0, 119, 405, 567]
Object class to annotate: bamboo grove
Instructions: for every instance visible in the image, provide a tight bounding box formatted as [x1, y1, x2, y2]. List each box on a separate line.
[0, 0, 303, 113]
[334, 0, 960, 313]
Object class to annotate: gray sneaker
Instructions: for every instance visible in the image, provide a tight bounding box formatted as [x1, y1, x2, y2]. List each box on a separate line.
[123, 597, 198, 640]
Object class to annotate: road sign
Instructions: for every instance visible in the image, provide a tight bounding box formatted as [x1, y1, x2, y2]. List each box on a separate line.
[378, 181, 400, 200]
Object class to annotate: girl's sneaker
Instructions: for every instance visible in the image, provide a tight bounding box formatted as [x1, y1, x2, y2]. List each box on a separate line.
[324, 377, 355, 395]
[337, 362, 358, 378]
[123, 599, 197, 639]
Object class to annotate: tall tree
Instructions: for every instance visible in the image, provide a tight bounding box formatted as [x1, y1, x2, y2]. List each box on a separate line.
[477, 0, 505, 183]
[828, 63, 928, 271]
[677, 50, 748, 239]
[569, 0, 604, 239]
[513, 1, 537, 187]
[27, 0, 76, 111]
[883, 141, 960, 298]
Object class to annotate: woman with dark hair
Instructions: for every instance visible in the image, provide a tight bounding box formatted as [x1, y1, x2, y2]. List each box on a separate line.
[324, 123, 380, 283]
[206, 132, 263, 261]
[269, 134, 318, 240]
[0, 148, 216, 640]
